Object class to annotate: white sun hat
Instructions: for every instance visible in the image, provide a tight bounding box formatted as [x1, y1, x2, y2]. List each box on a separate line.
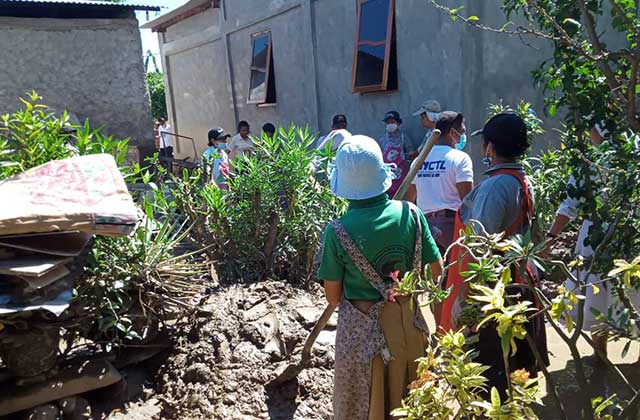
[329, 135, 397, 200]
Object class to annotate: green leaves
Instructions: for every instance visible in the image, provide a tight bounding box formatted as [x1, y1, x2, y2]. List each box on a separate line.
[147, 71, 167, 120]
[608, 256, 640, 287]
[162, 124, 345, 283]
[591, 394, 619, 420]
[0, 92, 130, 180]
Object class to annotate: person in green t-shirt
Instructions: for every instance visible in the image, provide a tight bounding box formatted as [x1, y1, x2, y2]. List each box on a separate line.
[318, 135, 443, 420]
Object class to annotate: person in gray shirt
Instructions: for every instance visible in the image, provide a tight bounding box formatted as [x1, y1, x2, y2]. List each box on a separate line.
[446, 113, 547, 397]
[460, 114, 534, 235]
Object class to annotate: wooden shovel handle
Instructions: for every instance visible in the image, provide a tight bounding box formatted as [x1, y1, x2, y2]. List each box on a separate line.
[300, 302, 337, 364]
[392, 129, 441, 200]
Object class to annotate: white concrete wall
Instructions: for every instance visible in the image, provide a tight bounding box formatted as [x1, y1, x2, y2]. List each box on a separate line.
[159, 0, 560, 165]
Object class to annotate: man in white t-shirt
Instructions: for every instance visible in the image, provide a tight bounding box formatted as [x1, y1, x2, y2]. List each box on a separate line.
[405, 111, 474, 254]
[157, 117, 174, 172]
[157, 117, 173, 157]
[315, 114, 351, 152]
[228, 120, 254, 160]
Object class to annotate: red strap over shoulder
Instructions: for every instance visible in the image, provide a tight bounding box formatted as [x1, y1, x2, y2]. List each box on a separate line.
[491, 169, 533, 237]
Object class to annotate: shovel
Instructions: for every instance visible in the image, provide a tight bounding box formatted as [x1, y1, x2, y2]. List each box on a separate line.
[270, 129, 442, 385]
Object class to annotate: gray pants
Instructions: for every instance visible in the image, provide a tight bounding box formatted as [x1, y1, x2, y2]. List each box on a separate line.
[425, 211, 456, 257]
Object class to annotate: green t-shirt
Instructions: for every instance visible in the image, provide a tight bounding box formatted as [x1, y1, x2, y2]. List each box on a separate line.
[318, 194, 441, 301]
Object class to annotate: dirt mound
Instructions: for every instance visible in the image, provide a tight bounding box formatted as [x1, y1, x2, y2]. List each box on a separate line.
[152, 281, 335, 419]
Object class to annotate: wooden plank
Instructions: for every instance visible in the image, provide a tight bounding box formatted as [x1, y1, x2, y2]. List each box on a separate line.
[0, 360, 121, 416]
[0, 232, 92, 257]
[20, 265, 70, 290]
[0, 256, 71, 278]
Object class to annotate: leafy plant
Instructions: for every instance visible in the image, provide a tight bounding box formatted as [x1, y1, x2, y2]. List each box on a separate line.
[78, 198, 208, 349]
[392, 264, 450, 305]
[165, 124, 346, 284]
[0, 91, 130, 180]
[392, 330, 541, 420]
[427, 4, 640, 416]
[147, 71, 167, 120]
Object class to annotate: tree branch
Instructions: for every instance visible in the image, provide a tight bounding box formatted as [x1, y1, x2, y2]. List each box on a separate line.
[428, 0, 560, 42]
[608, 0, 636, 31]
[626, 41, 640, 132]
[619, 390, 640, 420]
[575, 0, 621, 94]
[579, 330, 637, 394]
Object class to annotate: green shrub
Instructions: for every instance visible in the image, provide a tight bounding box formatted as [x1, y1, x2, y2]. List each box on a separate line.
[0, 91, 129, 180]
[167, 125, 345, 283]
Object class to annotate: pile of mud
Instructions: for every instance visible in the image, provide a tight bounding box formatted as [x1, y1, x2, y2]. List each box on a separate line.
[152, 281, 336, 420]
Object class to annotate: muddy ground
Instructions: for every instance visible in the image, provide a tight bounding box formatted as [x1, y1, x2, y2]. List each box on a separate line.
[93, 276, 640, 420]
[100, 281, 336, 420]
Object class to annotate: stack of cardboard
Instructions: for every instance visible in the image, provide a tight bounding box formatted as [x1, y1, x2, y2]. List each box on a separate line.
[0, 154, 138, 380]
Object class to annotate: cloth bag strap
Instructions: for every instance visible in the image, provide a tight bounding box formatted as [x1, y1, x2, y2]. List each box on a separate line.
[330, 203, 423, 299]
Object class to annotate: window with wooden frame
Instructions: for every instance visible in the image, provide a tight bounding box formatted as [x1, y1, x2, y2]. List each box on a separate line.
[248, 30, 277, 105]
[351, 0, 398, 93]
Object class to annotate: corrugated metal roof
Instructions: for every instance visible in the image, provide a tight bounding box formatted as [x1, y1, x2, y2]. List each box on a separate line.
[0, 0, 160, 10]
[140, 0, 210, 31]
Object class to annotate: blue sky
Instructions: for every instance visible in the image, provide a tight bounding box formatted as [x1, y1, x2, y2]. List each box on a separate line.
[136, 0, 189, 72]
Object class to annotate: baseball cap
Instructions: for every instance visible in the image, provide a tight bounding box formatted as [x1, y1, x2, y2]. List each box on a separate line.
[412, 100, 442, 116]
[435, 111, 464, 133]
[383, 110, 402, 123]
[332, 114, 348, 126]
[208, 127, 230, 140]
[471, 113, 527, 141]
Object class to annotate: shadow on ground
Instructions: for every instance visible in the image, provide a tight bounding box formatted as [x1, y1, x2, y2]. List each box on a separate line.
[264, 378, 300, 420]
[534, 360, 640, 419]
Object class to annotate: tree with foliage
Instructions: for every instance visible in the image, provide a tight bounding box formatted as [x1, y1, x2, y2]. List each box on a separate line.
[147, 70, 167, 120]
[393, 2, 640, 419]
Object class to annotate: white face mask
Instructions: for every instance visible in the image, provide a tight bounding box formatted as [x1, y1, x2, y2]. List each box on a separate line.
[426, 112, 440, 122]
[386, 123, 399, 133]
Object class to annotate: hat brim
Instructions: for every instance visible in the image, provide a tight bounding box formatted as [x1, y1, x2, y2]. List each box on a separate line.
[470, 129, 483, 137]
[329, 164, 395, 200]
[412, 108, 426, 116]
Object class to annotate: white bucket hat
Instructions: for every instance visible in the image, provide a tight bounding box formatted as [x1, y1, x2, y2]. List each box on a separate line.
[329, 135, 397, 200]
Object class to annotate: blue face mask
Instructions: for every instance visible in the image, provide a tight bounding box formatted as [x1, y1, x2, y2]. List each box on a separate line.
[482, 156, 493, 166]
[455, 134, 467, 150]
[217, 143, 228, 150]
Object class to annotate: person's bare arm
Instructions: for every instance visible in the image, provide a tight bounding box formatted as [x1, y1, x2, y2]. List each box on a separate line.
[324, 280, 343, 306]
[456, 181, 473, 201]
[404, 184, 417, 202]
[541, 214, 572, 257]
[430, 258, 444, 282]
[549, 214, 571, 236]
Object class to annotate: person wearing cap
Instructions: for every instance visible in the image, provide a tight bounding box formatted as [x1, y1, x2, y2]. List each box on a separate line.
[438, 113, 548, 395]
[318, 135, 443, 420]
[228, 120, 254, 160]
[377, 110, 417, 198]
[405, 111, 473, 255]
[413, 99, 441, 150]
[202, 128, 231, 189]
[315, 114, 351, 152]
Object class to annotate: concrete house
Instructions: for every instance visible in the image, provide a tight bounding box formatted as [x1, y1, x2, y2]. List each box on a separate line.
[0, 0, 159, 153]
[144, 0, 555, 161]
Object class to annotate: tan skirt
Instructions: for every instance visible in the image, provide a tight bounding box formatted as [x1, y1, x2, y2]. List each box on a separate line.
[333, 296, 428, 420]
